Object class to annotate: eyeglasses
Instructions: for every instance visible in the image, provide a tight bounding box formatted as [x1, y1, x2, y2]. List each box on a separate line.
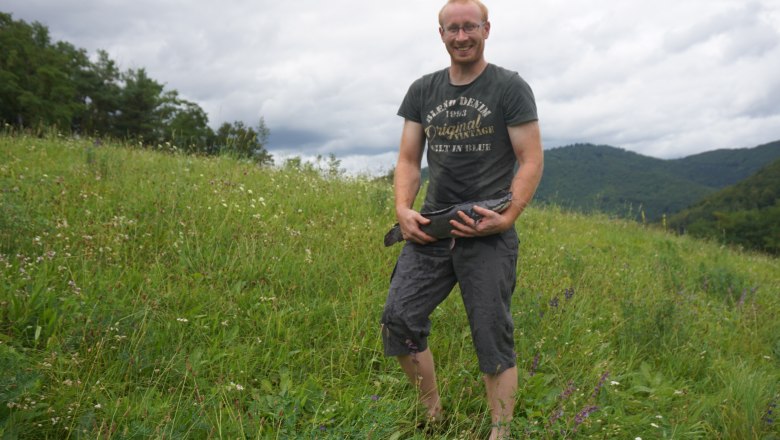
[442, 22, 485, 36]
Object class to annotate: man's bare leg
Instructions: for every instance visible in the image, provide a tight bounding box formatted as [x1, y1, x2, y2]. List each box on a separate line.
[397, 348, 443, 420]
[484, 366, 517, 440]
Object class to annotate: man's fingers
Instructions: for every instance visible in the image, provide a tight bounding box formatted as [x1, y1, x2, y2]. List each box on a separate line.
[455, 210, 477, 227]
[417, 215, 431, 225]
[471, 205, 492, 216]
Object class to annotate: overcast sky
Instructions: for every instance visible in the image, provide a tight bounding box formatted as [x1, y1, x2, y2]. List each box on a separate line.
[4, 0, 780, 174]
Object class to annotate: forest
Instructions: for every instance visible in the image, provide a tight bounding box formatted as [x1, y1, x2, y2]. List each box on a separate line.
[0, 12, 272, 164]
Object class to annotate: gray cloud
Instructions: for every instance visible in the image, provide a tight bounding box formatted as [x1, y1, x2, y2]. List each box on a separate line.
[4, 0, 780, 172]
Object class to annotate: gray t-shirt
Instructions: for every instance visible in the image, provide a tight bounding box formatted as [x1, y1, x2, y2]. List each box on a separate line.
[398, 63, 538, 211]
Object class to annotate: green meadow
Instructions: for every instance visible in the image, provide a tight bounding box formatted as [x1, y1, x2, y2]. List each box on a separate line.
[1, 133, 778, 439]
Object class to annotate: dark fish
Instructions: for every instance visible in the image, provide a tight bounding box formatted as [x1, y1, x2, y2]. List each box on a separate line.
[383, 193, 513, 246]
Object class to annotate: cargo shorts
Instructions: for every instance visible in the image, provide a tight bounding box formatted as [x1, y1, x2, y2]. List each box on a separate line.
[380, 227, 519, 374]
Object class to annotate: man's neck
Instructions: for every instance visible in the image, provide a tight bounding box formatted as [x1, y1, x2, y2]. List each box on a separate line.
[448, 60, 488, 86]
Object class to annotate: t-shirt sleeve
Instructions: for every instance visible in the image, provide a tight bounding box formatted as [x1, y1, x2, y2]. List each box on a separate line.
[397, 77, 424, 123]
[503, 73, 538, 126]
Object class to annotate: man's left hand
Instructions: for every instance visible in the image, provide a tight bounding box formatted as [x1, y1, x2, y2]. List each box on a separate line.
[449, 205, 511, 238]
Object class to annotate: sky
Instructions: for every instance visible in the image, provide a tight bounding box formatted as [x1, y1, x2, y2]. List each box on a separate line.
[4, 0, 780, 175]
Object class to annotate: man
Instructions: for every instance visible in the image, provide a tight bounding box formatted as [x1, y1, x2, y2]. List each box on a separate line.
[380, 0, 543, 438]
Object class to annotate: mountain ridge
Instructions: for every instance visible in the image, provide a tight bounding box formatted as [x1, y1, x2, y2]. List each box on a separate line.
[533, 140, 780, 221]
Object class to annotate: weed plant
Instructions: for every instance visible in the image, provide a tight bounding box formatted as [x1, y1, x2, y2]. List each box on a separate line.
[1, 133, 779, 439]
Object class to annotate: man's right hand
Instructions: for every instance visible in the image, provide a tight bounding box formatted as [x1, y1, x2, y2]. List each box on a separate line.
[396, 207, 436, 244]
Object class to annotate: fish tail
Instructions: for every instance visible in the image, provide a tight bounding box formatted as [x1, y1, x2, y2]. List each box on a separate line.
[384, 224, 404, 247]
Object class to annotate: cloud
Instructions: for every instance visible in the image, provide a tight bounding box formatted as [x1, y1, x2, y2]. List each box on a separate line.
[3, 0, 780, 173]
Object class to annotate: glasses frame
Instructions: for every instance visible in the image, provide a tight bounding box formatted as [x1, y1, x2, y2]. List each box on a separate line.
[441, 21, 486, 36]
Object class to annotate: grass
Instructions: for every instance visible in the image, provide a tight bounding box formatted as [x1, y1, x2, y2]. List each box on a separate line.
[1, 132, 779, 439]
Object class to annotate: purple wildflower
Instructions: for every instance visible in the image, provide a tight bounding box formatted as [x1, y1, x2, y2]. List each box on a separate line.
[548, 408, 564, 426]
[549, 296, 559, 308]
[560, 380, 576, 401]
[564, 287, 574, 300]
[529, 353, 540, 377]
[547, 380, 576, 427]
[764, 398, 777, 425]
[573, 405, 600, 429]
[592, 371, 610, 399]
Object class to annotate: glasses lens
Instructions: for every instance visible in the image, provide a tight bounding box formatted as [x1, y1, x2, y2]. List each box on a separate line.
[445, 23, 481, 35]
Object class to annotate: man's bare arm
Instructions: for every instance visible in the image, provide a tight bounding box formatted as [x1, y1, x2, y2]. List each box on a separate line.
[394, 120, 436, 244]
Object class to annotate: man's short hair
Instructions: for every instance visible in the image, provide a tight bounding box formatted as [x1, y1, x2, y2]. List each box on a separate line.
[438, 0, 489, 25]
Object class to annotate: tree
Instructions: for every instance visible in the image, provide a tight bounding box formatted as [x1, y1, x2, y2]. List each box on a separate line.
[115, 68, 164, 143]
[75, 50, 122, 135]
[214, 118, 272, 165]
[0, 13, 79, 129]
[158, 90, 214, 153]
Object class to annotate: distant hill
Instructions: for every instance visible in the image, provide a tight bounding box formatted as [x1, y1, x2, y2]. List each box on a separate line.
[667, 140, 780, 187]
[533, 140, 780, 221]
[667, 158, 780, 255]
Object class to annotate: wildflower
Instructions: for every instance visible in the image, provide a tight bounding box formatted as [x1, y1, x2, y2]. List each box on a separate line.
[94, 403, 102, 409]
[529, 353, 540, 377]
[610, 381, 620, 386]
[560, 380, 576, 401]
[564, 287, 575, 300]
[68, 280, 82, 294]
[548, 380, 575, 427]
[549, 296, 559, 308]
[651, 422, 659, 428]
[573, 405, 599, 428]
[177, 318, 188, 323]
[548, 408, 564, 426]
[764, 398, 777, 425]
[592, 371, 609, 399]
[370, 395, 380, 401]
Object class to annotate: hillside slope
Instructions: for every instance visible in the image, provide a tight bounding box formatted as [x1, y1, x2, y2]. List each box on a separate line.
[1, 134, 778, 438]
[668, 158, 780, 254]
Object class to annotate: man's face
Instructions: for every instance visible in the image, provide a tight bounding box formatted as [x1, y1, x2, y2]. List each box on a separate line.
[439, 2, 490, 66]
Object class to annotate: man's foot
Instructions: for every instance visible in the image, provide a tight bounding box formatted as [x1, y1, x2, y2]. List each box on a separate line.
[489, 421, 511, 440]
[416, 407, 445, 432]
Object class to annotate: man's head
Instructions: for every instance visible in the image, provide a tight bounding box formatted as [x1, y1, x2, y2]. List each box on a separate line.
[438, 0, 488, 26]
[438, 0, 491, 67]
